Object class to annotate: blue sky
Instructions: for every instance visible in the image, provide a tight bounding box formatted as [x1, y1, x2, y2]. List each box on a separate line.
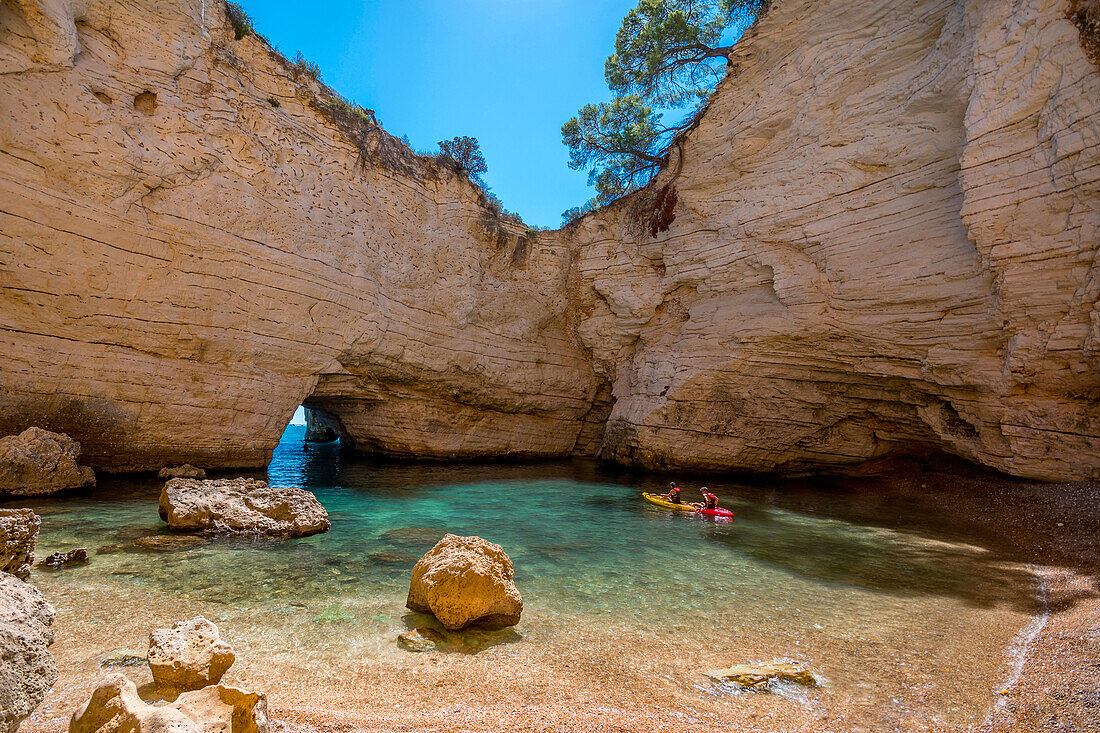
[237, 0, 640, 227]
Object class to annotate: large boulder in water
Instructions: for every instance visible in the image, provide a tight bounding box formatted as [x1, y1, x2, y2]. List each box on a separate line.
[0, 509, 40, 579]
[0, 427, 95, 497]
[147, 616, 235, 692]
[159, 478, 329, 537]
[0, 574, 57, 733]
[406, 534, 523, 631]
[69, 674, 268, 733]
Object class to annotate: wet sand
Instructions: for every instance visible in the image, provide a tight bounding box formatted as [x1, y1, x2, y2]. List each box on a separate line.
[16, 458, 1100, 733]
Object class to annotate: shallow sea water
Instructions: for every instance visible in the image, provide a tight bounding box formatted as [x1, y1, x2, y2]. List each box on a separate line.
[13, 426, 1047, 732]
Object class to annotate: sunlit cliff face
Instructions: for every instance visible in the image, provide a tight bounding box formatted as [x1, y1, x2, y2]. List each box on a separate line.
[0, 0, 1098, 480]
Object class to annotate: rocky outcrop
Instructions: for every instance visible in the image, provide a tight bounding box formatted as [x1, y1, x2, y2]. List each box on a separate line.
[0, 573, 57, 733]
[158, 464, 206, 480]
[303, 408, 340, 443]
[0, 0, 595, 473]
[69, 674, 268, 733]
[406, 534, 523, 631]
[159, 478, 330, 537]
[148, 616, 235, 692]
[0, 0, 1096, 480]
[560, 0, 1100, 481]
[0, 509, 40, 579]
[38, 547, 88, 568]
[0, 428, 95, 496]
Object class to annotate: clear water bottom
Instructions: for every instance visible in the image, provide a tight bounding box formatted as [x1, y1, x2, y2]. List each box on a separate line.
[12, 426, 1047, 731]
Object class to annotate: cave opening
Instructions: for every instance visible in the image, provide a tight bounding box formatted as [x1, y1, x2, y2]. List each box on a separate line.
[289, 403, 345, 445]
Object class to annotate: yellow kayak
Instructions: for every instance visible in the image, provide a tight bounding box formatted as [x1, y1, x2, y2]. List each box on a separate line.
[643, 492, 696, 512]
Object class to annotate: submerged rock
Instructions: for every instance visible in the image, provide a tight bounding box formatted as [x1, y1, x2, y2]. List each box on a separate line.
[69, 674, 268, 733]
[97, 535, 208, 556]
[158, 464, 206, 480]
[159, 478, 330, 537]
[131, 536, 208, 552]
[0, 427, 95, 497]
[370, 550, 419, 565]
[397, 627, 444, 653]
[99, 649, 147, 668]
[148, 616, 235, 692]
[0, 574, 57, 733]
[0, 508, 40, 579]
[382, 526, 448, 547]
[406, 534, 523, 631]
[704, 662, 818, 690]
[38, 547, 88, 568]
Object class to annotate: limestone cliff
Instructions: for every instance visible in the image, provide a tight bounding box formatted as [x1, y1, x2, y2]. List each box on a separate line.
[0, 0, 1097, 480]
[562, 0, 1100, 481]
[0, 0, 599, 470]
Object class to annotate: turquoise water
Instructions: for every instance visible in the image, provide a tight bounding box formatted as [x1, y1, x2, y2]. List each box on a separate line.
[11, 425, 1048, 729]
[17, 426, 1035, 619]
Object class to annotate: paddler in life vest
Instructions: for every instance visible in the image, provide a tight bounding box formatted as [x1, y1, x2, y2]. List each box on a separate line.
[698, 487, 719, 510]
[663, 481, 683, 504]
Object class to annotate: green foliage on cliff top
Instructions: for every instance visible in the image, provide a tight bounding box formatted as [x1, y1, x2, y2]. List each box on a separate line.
[561, 0, 769, 223]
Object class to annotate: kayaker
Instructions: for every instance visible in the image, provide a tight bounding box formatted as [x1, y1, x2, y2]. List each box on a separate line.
[699, 487, 719, 510]
[663, 481, 683, 504]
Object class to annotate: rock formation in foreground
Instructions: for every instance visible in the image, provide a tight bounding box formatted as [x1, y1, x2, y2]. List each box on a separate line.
[0, 509, 40, 580]
[71, 617, 266, 732]
[0, 573, 57, 733]
[159, 478, 330, 537]
[407, 534, 523, 631]
[147, 616, 236, 692]
[0, 0, 1096, 480]
[70, 675, 268, 733]
[0, 428, 95, 496]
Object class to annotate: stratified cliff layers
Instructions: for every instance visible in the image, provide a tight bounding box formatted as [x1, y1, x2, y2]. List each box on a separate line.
[0, 0, 599, 470]
[1, 0, 1097, 480]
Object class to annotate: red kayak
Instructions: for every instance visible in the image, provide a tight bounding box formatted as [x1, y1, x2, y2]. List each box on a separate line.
[697, 507, 735, 518]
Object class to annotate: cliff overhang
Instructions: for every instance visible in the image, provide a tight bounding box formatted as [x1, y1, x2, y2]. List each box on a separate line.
[1, 0, 1097, 481]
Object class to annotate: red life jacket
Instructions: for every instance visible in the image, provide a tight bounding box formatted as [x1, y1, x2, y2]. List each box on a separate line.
[669, 488, 681, 504]
[703, 492, 717, 509]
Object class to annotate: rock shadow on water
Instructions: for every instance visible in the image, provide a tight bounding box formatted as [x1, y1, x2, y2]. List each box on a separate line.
[398, 612, 522, 655]
[700, 507, 1055, 614]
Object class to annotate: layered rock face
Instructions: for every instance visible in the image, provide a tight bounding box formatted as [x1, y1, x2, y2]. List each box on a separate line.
[0, 0, 597, 472]
[562, 0, 1100, 480]
[0, 0, 1096, 480]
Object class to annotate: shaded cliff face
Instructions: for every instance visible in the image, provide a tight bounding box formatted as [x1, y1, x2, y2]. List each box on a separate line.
[0, 0, 599, 470]
[563, 0, 1100, 480]
[0, 0, 1097, 480]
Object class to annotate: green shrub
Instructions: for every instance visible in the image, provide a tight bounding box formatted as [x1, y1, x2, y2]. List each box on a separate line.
[293, 51, 322, 81]
[225, 2, 253, 40]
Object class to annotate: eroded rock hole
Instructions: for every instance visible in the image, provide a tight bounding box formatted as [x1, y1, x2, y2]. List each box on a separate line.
[92, 90, 112, 104]
[302, 405, 343, 444]
[133, 90, 157, 115]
